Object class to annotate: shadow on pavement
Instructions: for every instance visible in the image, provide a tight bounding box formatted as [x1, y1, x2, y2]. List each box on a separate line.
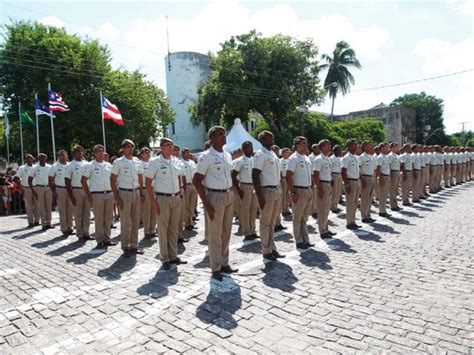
[325, 238, 357, 253]
[299, 248, 332, 270]
[46, 239, 85, 256]
[136, 267, 179, 300]
[31, 234, 68, 248]
[262, 261, 297, 292]
[97, 254, 137, 280]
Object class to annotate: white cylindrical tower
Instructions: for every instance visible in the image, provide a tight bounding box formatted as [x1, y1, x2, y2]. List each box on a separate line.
[164, 52, 210, 151]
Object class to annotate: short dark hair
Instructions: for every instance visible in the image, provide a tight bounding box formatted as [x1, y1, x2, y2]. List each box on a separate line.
[160, 138, 174, 146]
[208, 126, 225, 139]
[121, 139, 135, 148]
[93, 144, 105, 153]
[293, 136, 307, 146]
[241, 141, 253, 149]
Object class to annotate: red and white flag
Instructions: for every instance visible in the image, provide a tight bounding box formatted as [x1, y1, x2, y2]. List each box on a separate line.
[101, 96, 124, 126]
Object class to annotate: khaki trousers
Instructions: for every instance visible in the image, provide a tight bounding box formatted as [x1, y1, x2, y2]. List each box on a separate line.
[450, 166, 455, 186]
[72, 188, 91, 238]
[462, 163, 467, 182]
[443, 166, 450, 188]
[119, 189, 140, 250]
[56, 187, 73, 232]
[412, 170, 420, 200]
[372, 175, 379, 201]
[292, 187, 312, 244]
[389, 171, 400, 208]
[311, 186, 318, 215]
[378, 176, 390, 214]
[437, 166, 442, 188]
[239, 184, 257, 237]
[401, 171, 413, 203]
[455, 165, 461, 184]
[92, 193, 113, 243]
[233, 190, 241, 218]
[360, 176, 373, 219]
[23, 187, 40, 224]
[317, 183, 331, 235]
[345, 180, 360, 225]
[35, 186, 52, 226]
[156, 194, 181, 262]
[429, 167, 436, 191]
[330, 173, 342, 211]
[259, 187, 281, 254]
[205, 190, 234, 272]
[423, 166, 430, 195]
[141, 192, 157, 234]
[185, 184, 198, 227]
[281, 178, 290, 214]
[178, 188, 186, 236]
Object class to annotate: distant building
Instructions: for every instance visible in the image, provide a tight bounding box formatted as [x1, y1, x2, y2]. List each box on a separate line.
[331, 103, 417, 144]
[164, 52, 211, 151]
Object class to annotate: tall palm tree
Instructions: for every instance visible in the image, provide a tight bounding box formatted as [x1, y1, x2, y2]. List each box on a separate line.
[321, 41, 362, 119]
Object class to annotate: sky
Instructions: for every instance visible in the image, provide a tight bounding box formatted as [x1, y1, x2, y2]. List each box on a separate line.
[1, 0, 473, 134]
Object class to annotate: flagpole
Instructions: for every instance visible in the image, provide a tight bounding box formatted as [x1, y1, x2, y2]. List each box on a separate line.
[18, 102, 24, 165]
[48, 83, 56, 160]
[5, 111, 10, 165]
[100, 91, 106, 151]
[34, 93, 40, 157]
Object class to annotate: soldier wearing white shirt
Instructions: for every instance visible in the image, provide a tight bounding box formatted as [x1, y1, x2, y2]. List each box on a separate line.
[193, 126, 238, 281]
[449, 148, 456, 186]
[411, 144, 421, 202]
[375, 143, 391, 216]
[421, 146, 430, 198]
[286, 137, 313, 248]
[341, 139, 362, 230]
[469, 148, 474, 180]
[252, 131, 286, 261]
[65, 145, 91, 240]
[139, 147, 157, 239]
[14, 154, 40, 226]
[146, 138, 187, 269]
[358, 141, 376, 223]
[111, 139, 145, 257]
[28, 153, 53, 230]
[232, 141, 258, 241]
[442, 147, 451, 188]
[427, 146, 436, 192]
[400, 144, 414, 206]
[182, 148, 198, 231]
[387, 142, 401, 211]
[313, 139, 335, 239]
[173, 145, 190, 244]
[454, 148, 462, 185]
[280, 148, 292, 216]
[329, 145, 343, 213]
[436, 146, 444, 190]
[271, 145, 286, 232]
[49, 150, 73, 236]
[309, 144, 320, 219]
[417, 146, 427, 199]
[81, 145, 117, 248]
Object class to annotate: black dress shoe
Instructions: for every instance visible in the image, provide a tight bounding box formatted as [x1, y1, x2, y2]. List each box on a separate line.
[103, 241, 117, 246]
[379, 213, 391, 217]
[162, 262, 171, 270]
[326, 231, 337, 236]
[34, 222, 40, 226]
[131, 248, 145, 255]
[251, 234, 260, 239]
[82, 234, 94, 240]
[305, 242, 316, 247]
[361, 218, 371, 223]
[347, 224, 358, 230]
[178, 237, 190, 243]
[402, 202, 412, 206]
[212, 271, 223, 281]
[123, 249, 131, 257]
[221, 265, 238, 273]
[96, 242, 106, 249]
[243, 235, 255, 241]
[419, 196, 427, 200]
[171, 258, 188, 265]
[391, 207, 402, 211]
[311, 213, 318, 219]
[28, 223, 34, 228]
[321, 233, 332, 239]
[412, 199, 420, 203]
[296, 242, 309, 249]
[272, 250, 286, 258]
[263, 253, 277, 261]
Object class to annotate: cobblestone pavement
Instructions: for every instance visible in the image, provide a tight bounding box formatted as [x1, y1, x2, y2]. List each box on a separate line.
[0, 182, 473, 354]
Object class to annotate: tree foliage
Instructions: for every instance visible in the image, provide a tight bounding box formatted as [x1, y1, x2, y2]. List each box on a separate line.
[390, 92, 448, 145]
[0, 21, 174, 161]
[190, 31, 325, 133]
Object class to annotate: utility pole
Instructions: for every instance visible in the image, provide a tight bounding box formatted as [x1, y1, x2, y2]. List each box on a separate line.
[459, 122, 468, 145]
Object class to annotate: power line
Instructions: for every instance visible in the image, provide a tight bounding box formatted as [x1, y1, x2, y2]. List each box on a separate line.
[353, 69, 474, 92]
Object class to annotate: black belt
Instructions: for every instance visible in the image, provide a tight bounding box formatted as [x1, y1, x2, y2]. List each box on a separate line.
[56, 185, 66, 188]
[362, 174, 373, 177]
[390, 170, 399, 172]
[261, 185, 278, 188]
[207, 188, 231, 193]
[320, 180, 331, 184]
[119, 188, 138, 191]
[414, 169, 421, 171]
[404, 170, 412, 172]
[186, 183, 192, 185]
[331, 172, 340, 175]
[91, 191, 112, 194]
[381, 174, 390, 177]
[34, 184, 47, 187]
[348, 178, 359, 181]
[156, 191, 180, 197]
[240, 182, 253, 185]
[72, 186, 82, 189]
[294, 185, 311, 189]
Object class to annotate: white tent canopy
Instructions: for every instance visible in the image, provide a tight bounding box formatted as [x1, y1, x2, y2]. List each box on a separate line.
[224, 118, 263, 153]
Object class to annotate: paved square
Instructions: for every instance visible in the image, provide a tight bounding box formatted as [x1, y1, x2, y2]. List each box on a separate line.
[0, 183, 473, 354]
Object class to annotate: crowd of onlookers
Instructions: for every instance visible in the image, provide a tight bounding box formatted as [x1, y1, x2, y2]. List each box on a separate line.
[0, 167, 25, 215]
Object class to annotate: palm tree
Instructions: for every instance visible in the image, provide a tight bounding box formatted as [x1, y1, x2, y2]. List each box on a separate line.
[321, 41, 362, 119]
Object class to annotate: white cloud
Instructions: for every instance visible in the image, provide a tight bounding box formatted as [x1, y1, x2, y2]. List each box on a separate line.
[40, 16, 65, 28]
[413, 37, 474, 133]
[448, 0, 474, 15]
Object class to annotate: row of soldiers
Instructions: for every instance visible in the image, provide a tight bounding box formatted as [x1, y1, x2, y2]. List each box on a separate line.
[13, 127, 473, 281]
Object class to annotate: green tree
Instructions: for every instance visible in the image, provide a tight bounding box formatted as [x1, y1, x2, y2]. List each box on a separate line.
[334, 117, 385, 144]
[320, 41, 361, 118]
[190, 31, 325, 133]
[390, 92, 447, 145]
[0, 21, 174, 161]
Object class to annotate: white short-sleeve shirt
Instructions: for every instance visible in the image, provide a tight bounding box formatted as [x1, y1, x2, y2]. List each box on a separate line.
[146, 155, 182, 193]
[66, 160, 88, 188]
[312, 154, 332, 182]
[253, 147, 281, 187]
[341, 152, 360, 179]
[111, 156, 143, 189]
[358, 152, 375, 176]
[29, 164, 51, 186]
[196, 147, 233, 189]
[376, 154, 391, 175]
[83, 160, 112, 192]
[387, 152, 400, 171]
[182, 159, 197, 183]
[48, 162, 68, 187]
[287, 152, 313, 186]
[329, 155, 342, 173]
[232, 155, 253, 184]
[400, 153, 413, 171]
[412, 153, 421, 170]
[280, 158, 290, 177]
[16, 164, 36, 187]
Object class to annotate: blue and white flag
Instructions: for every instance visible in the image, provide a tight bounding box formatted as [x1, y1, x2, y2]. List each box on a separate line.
[35, 99, 55, 118]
